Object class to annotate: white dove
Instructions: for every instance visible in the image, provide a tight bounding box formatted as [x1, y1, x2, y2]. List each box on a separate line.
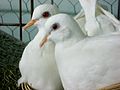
[18, 4, 63, 90]
[41, 14, 120, 90]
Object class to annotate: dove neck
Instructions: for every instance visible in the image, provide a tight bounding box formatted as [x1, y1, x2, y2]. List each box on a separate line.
[56, 35, 85, 49]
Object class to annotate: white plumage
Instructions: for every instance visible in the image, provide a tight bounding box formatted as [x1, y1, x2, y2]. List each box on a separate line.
[79, 0, 101, 36]
[41, 14, 120, 90]
[18, 4, 63, 90]
[99, 6, 120, 31]
[75, 0, 118, 36]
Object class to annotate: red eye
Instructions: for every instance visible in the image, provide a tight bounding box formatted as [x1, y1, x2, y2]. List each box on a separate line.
[42, 12, 50, 18]
[52, 23, 60, 30]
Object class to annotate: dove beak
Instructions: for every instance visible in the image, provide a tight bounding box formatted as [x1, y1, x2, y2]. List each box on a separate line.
[23, 19, 38, 30]
[40, 33, 50, 48]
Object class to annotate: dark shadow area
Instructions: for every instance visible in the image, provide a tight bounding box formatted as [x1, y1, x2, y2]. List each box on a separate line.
[0, 30, 26, 90]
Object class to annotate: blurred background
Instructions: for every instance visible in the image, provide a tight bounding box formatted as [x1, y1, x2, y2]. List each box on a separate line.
[0, 0, 120, 89]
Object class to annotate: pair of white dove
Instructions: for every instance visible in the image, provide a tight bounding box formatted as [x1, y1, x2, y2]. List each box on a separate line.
[18, 0, 120, 90]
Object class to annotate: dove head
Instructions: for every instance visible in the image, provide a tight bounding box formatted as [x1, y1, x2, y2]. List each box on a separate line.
[40, 14, 86, 47]
[23, 4, 59, 30]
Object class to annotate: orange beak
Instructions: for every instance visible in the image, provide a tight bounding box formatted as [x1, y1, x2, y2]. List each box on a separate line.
[23, 19, 37, 30]
[40, 34, 50, 48]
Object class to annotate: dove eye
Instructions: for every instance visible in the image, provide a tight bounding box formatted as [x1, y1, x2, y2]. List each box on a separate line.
[52, 23, 60, 31]
[42, 11, 50, 18]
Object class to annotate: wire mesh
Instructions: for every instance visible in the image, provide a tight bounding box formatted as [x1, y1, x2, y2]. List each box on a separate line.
[0, 0, 119, 42]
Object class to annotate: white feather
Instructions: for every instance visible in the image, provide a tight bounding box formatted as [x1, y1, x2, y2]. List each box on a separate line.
[18, 4, 63, 90]
[43, 14, 120, 90]
[75, 1, 119, 36]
